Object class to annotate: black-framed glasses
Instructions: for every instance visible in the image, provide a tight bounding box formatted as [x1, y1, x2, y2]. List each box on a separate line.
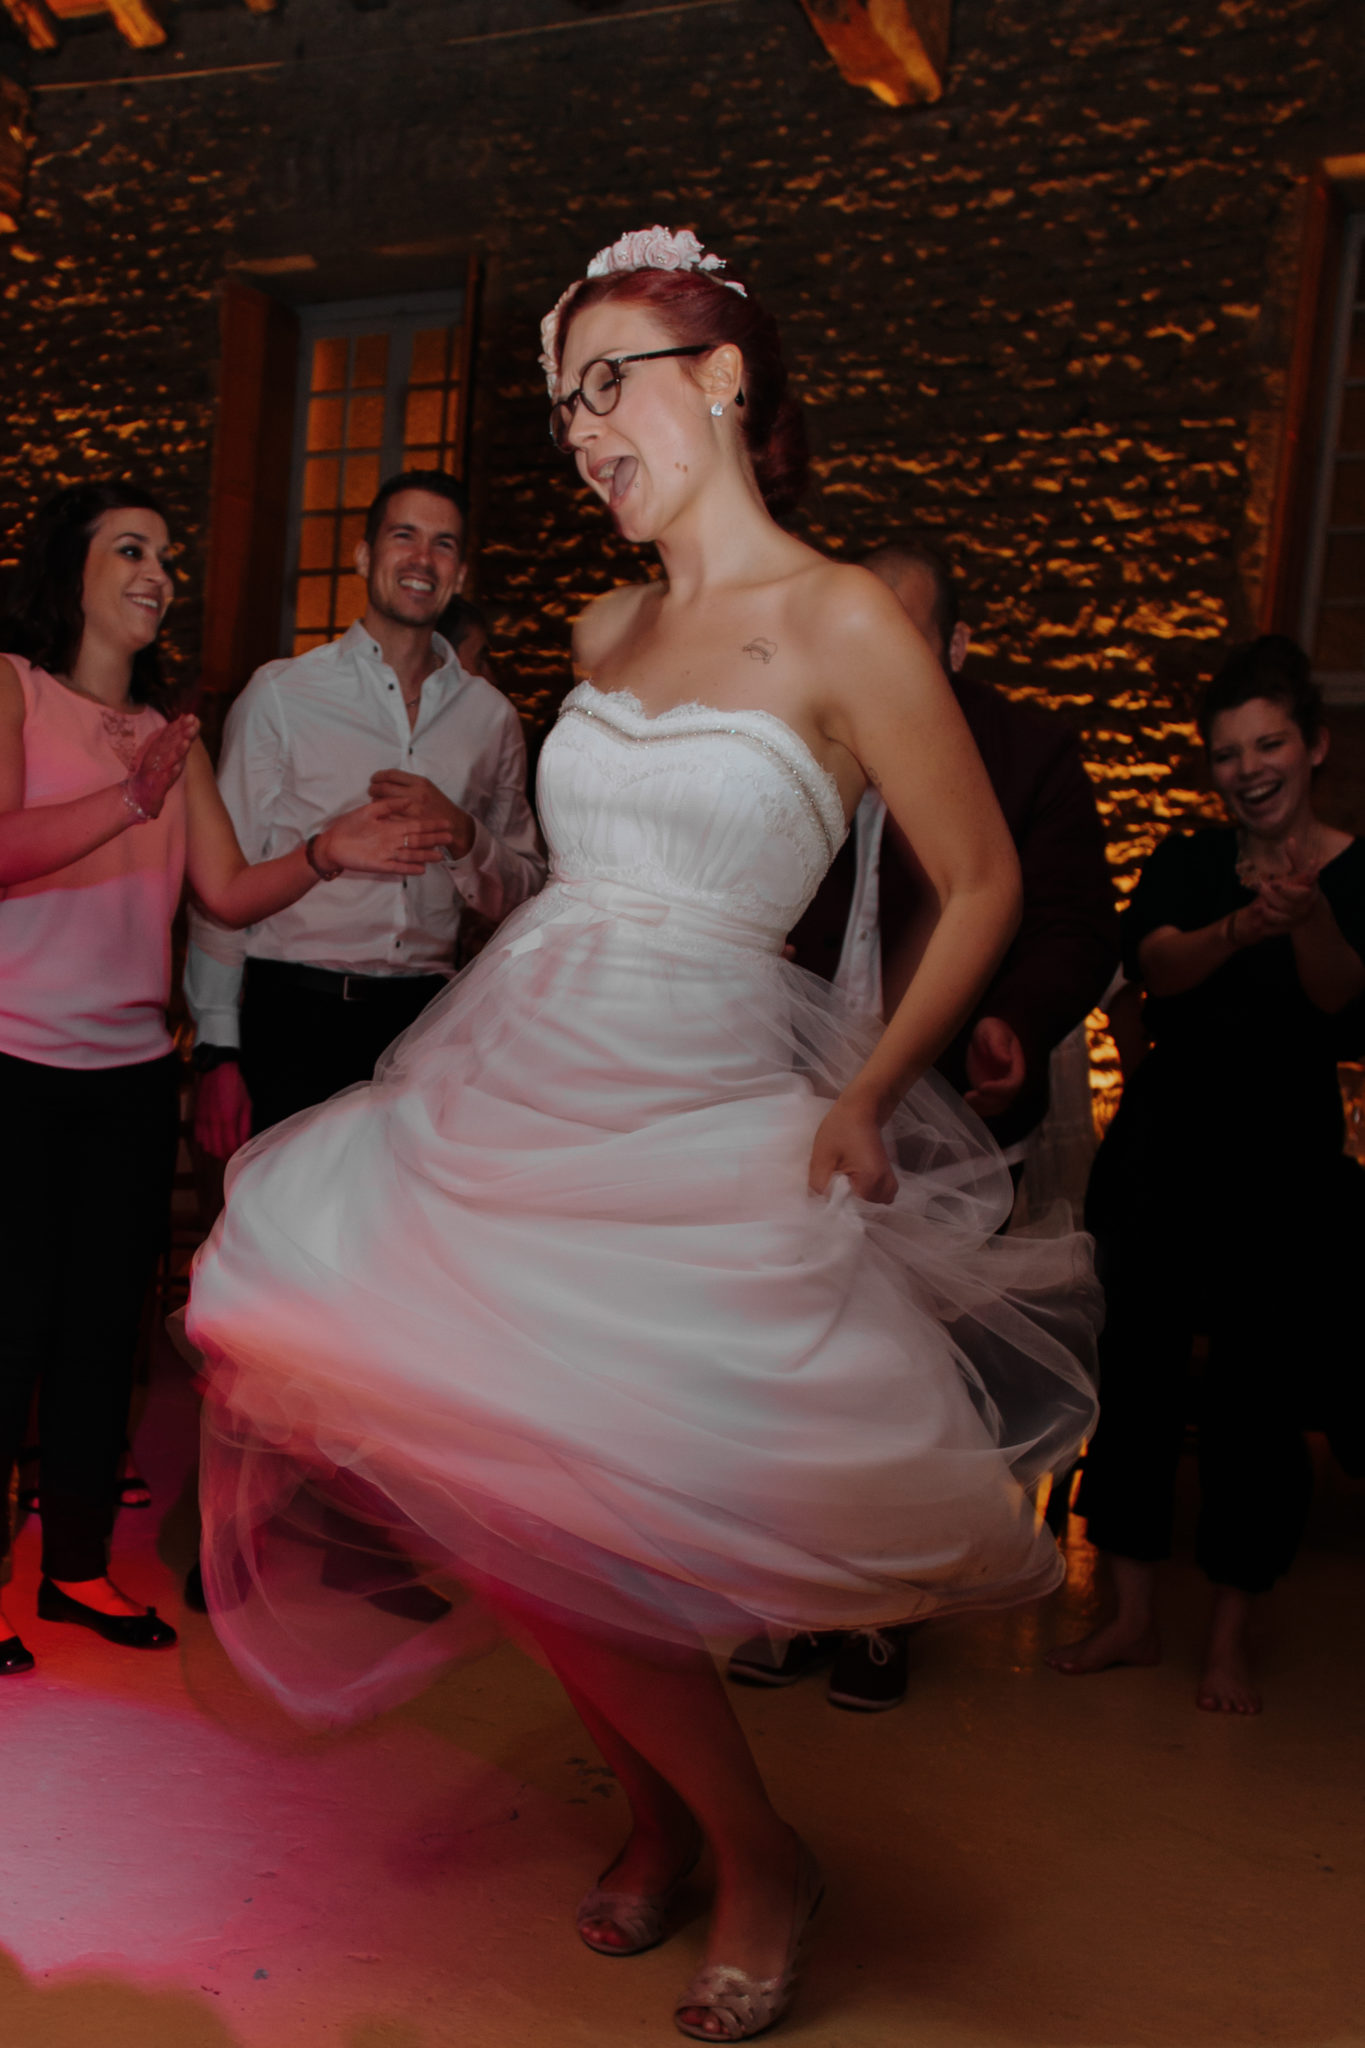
[549, 346, 712, 451]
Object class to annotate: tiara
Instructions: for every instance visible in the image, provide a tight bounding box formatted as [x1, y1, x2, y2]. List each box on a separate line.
[539, 226, 747, 393]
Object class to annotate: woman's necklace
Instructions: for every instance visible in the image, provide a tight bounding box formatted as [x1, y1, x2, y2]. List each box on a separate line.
[53, 673, 142, 769]
[1234, 820, 1325, 888]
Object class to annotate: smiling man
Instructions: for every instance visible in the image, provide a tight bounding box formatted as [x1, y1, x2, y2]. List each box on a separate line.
[185, 470, 545, 1154]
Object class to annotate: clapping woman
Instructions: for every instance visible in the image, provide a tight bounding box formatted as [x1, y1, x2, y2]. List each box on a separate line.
[0, 482, 450, 1676]
[1050, 636, 1365, 1712]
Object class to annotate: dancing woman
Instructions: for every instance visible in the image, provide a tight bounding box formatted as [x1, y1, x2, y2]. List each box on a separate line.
[0, 482, 450, 1676]
[189, 232, 1099, 2040]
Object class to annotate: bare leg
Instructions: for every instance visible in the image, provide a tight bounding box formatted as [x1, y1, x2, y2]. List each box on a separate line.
[1197, 1586, 1261, 1714]
[560, 1674, 703, 1951]
[1046, 1553, 1161, 1673]
[506, 1603, 804, 2032]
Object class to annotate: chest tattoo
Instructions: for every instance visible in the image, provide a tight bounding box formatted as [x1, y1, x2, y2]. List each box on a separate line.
[742, 638, 778, 665]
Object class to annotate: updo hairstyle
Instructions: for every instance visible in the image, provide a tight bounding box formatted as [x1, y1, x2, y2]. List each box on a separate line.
[1197, 635, 1323, 749]
[554, 267, 809, 518]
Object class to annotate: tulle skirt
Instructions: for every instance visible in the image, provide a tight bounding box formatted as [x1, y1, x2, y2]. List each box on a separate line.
[188, 879, 1100, 1725]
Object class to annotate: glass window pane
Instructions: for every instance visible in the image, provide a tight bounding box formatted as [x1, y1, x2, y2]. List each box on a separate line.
[403, 446, 440, 473]
[444, 385, 462, 443]
[1313, 604, 1365, 670]
[295, 575, 334, 631]
[339, 512, 366, 557]
[1321, 531, 1365, 601]
[307, 394, 345, 453]
[294, 631, 331, 656]
[342, 453, 381, 508]
[1329, 459, 1365, 527]
[332, 573, 368, 629]
[404, 387, 443, 444]
[298, 514, 337, 571]
[352, 333, 389, 388]
[311, 336, 349, 392]
[1339, 384, 1365, 454]
[302, 456, 340, 512]
[346, 390, 385, 448]
[411, 327, 451, 382]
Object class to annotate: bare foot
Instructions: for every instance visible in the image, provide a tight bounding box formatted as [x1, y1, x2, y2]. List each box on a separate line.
[1197, 1645, 1262, 1714]
[1198, 1586, 1261, 1714]
[579, 1811, 702, 1954]
[676, 1823, 813, 2036]
[51, 1576, 150, 1618]
[1047, 1616, 1161, 1674]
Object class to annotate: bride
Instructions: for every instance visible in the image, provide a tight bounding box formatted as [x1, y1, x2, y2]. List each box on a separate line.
[189, 228, 1100, 2041]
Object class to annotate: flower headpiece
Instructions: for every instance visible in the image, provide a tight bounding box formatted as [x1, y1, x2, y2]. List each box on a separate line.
[539, 226, 747, 393]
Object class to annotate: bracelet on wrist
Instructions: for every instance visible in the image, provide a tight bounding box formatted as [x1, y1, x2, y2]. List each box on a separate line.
[121, 780, 151, 825]
[305, 832, 343, 882]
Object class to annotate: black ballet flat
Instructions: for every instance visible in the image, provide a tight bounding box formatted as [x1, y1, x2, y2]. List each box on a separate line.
[0, 1634, 35, 1676]
[37, 1579, 178, 1650]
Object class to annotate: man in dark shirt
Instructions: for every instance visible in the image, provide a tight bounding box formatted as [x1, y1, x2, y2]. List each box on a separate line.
[791, 538, 1118, 1156]
[730, 536, 1119, 1711]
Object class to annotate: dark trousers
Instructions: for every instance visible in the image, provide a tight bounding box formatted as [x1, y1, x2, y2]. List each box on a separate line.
[240, 959, 446, 1132]
[0, 1050, 179, 1579]
[1077, 1204, 1322, 1596]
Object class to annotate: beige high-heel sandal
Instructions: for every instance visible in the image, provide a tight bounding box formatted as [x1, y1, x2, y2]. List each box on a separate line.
[576, 1833, 704, 1958]
[672, 1842, 823, 2041]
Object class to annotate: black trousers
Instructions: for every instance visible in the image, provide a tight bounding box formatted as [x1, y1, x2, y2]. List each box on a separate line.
[0, 1050, 179, 1580]
[239, 959, 447, 1132]
[1076, 1147, 1343, 1595]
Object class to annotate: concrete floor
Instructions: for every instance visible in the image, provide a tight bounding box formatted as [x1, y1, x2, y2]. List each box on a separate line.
[1, 1343, 1362, 2048]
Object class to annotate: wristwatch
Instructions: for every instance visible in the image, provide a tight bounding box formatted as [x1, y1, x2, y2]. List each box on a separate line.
[190, 1042, 240, 1075]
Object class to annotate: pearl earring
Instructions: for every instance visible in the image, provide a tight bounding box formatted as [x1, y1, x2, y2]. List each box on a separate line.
[710, 402, 725, 417]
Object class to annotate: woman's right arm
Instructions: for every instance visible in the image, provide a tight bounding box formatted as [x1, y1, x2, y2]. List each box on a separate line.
[0, 657, 197, 887]
[1138, 896, 1287, 996]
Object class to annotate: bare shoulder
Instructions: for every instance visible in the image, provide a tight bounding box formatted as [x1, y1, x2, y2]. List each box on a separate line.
[787, 560, 940, 716]
[572, 581, 656, 672]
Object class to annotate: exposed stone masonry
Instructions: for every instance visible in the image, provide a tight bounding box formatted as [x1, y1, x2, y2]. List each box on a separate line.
[2, 0, 1363, 1105]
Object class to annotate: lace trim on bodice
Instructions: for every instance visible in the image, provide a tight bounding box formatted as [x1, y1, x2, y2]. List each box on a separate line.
[562, 681, 848, 861]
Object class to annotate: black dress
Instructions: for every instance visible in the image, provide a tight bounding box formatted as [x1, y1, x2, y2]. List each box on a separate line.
[1077, 827, 1365, 1591]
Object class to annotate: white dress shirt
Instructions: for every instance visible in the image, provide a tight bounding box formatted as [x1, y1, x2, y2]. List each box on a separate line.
[185, 621, 546, 1046]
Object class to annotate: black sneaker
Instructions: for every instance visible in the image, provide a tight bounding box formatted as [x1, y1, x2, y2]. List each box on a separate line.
[726, 1630, 836, 1688]
[827, 1627, 912, 1712]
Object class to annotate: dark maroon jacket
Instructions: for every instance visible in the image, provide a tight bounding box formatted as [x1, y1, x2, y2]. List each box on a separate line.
[789, 675, 1119, 1151]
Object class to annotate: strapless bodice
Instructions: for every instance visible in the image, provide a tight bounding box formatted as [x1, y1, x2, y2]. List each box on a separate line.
[536, 682, 848, 950]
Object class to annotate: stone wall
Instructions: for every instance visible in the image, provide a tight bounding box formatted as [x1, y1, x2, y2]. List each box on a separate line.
[3, 0, 1363, 1071]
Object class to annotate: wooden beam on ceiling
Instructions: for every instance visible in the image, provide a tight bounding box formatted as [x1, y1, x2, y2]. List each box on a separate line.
[2, 0, 275, 50]
[2, 0, 58, 50]
[796, 0, 951, 107]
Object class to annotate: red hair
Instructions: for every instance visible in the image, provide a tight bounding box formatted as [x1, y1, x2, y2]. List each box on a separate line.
[555, 266, 809, 518]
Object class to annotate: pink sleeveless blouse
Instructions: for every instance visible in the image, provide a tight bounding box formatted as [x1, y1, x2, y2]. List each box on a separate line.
[0, 656, 187, 1069]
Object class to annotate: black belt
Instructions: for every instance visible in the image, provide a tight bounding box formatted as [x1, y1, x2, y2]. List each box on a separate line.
[245, 958, 449, 1005]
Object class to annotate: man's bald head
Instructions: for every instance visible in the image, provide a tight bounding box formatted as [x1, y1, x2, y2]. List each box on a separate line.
[862, 538, 968, 675]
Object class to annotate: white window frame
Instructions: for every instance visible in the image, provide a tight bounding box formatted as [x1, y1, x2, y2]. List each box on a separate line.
[279, 287, 467, 653]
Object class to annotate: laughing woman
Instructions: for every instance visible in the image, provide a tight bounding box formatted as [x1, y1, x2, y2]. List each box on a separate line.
[0, 482, 450, 1677]
[1051, 635, 1365, 1713]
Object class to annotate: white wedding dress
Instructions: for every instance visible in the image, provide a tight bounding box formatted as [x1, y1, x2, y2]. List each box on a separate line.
[188, 682, 1100, 1724]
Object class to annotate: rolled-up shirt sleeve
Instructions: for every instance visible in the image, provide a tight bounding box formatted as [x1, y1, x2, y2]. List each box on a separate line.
[446, 707, 546, 923]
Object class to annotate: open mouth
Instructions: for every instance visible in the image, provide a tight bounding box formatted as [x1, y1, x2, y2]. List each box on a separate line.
[593, 456, 638, 510]
[1237, 778, 1283, 818]
[398, 576, 436, 596]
